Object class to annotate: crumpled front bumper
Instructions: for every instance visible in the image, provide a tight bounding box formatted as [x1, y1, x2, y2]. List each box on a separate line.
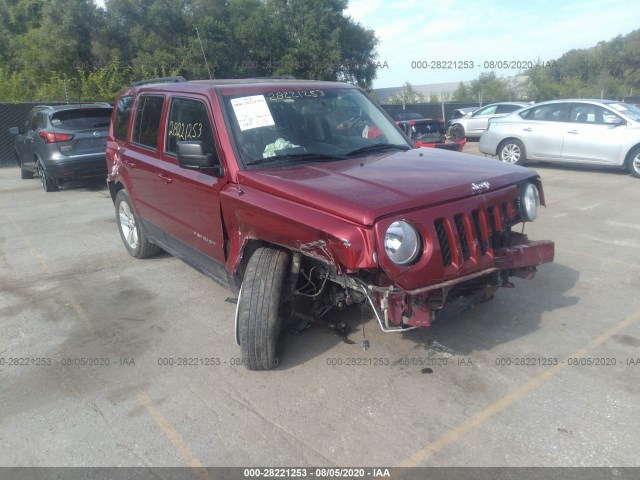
[360, 235, 555, 331]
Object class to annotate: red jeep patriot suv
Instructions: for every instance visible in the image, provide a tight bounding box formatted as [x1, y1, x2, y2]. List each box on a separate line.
[107, 76, 554, 370]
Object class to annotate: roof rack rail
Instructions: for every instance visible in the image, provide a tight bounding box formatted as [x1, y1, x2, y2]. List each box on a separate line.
[249, 75, 296, 80]
[133, 76, 188, 86]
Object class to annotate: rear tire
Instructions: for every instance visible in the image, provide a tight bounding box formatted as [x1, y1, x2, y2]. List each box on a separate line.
[627, 146, 640, 179]
[450, 123, 465, 142]
[238, 247, 291, 371]
[37, 162, 58, 192]
[115, 190, 160, 259]
[498, 139, 526, 165]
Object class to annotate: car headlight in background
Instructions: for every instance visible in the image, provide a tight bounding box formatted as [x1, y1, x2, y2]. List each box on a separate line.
[520, 183, 540, 221]
[384, 221, 421, 265]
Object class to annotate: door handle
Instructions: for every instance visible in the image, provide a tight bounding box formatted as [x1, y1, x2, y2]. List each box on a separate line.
[567, 130, 578, 134]
[157, 173, 174, 184]
[123, 159, 136, 168]
[522, 128, 532, 132]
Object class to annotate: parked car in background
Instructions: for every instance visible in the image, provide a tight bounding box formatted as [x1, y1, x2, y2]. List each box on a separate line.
[9, 103, 113, 191]
[479, 99, 640, 178]
[392, 112, 425, 121]
[450, 102, 528, 139]
[447, 107, 478, 127]
[397, 118, 466, 151]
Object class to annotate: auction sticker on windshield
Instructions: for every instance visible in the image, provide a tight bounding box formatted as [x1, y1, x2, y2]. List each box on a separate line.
[231, 95, 275, 131]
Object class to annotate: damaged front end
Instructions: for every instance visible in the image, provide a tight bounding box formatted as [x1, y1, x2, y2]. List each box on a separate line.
[287, 180, 554, 333]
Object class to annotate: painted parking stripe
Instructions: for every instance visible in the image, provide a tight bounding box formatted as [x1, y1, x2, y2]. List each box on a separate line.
[397, 308, 640, 466]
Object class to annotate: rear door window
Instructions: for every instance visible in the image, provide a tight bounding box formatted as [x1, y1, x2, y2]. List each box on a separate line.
[132, 95, 165, 149]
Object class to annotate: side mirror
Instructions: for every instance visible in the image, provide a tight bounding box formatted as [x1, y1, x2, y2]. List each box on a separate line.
[604, 116, 623, 126]
[177, 141, 224, 176]
[8, 127, 19, 135]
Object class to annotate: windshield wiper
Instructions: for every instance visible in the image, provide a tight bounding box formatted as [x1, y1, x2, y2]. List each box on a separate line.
[345, 144, 410, 156]
[246, 152, 345, 166]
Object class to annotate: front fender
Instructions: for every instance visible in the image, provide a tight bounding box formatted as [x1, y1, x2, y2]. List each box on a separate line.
[220, 184, 377, 277]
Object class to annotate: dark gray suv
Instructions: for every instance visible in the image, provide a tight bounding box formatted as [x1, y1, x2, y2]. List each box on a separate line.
[9, 104, 113, 191]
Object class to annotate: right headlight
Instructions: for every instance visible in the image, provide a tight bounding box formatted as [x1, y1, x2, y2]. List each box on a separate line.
[520, 183, 540, 222]
[384, 221, 421, 265]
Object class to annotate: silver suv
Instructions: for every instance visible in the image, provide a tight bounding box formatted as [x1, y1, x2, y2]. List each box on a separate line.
[9, 104, 113, 191]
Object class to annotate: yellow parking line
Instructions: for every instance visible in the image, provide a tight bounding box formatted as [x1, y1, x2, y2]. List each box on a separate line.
[137, 391, 210, 478]
[397, 308, 640, 467]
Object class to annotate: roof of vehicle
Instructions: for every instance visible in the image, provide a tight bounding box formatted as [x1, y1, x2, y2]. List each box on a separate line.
[527, 98, 619, 105]
[31, 103, 112, 112]
[121, 78, 357, 95]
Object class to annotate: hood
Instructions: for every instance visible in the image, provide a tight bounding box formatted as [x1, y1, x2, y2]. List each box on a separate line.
[237, 148, 538, 226]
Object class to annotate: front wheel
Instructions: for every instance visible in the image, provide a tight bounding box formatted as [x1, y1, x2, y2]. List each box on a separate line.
[37, 162, 58, 191]
[115, 190, 160, 259]
[627, 146, 640, 179]
[498, 139, 526, 165]
[237, 247, 291, 371]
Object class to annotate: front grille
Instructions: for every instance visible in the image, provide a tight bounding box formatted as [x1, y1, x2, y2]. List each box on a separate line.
[454, 214, 471, 261]
[433, 190, 520, 268]
[435, 219, 452, 266]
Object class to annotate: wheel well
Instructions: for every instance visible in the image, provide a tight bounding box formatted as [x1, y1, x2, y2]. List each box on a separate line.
[108, 180, 124, 203]
[497, 137, 522, 153]
[624, 143, 640, 165]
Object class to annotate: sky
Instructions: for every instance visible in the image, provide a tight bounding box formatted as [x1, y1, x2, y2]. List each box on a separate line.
[345, 0, 640, 88]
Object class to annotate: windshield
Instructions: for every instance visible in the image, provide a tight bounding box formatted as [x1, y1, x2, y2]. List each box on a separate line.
[608, 102, 640, 121]
[221, 87, 410, 168]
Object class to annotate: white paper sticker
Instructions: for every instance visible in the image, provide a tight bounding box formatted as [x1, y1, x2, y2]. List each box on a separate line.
[231, 95, 275, 131]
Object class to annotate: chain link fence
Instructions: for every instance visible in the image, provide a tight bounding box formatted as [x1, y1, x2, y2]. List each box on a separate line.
[0, 102, 67, 167]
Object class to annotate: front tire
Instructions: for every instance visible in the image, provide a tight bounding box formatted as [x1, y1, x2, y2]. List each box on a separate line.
[238, 247, 291, 371]
[627, 146, 640, 179]
[498, 139, 526, 165]
[37, 162, 58, 192]
[115, 190, 160, 259]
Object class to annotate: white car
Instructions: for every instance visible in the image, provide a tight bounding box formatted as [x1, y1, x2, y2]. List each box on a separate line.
[479, 99, 640, 178]
[449, 102, 528, 138]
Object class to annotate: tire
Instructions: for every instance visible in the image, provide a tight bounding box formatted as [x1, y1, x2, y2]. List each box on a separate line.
[19, 156, 34, 179]
[450, 123, 465, 142]
[238, 247, 291, 371]
[498, 139, 526, 165]
[626, 146, 640, 179]
[115, 190, 160, 259]
[37, 162, 58, 192]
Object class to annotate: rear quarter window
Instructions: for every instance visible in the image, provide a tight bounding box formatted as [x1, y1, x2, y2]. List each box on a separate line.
[113, 96, 134, 141]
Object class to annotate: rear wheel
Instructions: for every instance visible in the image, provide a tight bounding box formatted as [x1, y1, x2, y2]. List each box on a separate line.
[627, 146, 640, 179]
[238, 247, 291, 371]
[450, 123, 465, 141]
[115, 190, 160, 258]
[498, 139, 526, 165]
[37, 162, 58, 192]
